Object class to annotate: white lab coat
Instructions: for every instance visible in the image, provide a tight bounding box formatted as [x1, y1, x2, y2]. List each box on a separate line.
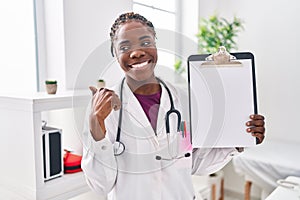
[81, 79, 237, 200]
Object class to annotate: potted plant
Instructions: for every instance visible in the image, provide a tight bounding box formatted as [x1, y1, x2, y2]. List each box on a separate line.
[45, 80, 57, 94]
[97, 79, 106, 89]
[173, 14, 244, 73]
[196, 14, 244, 54]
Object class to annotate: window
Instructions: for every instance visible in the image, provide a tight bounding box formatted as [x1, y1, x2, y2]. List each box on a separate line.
[133, 0, 177, 70]
[0, 1, 38, 93]
[133, 0, 176, 31]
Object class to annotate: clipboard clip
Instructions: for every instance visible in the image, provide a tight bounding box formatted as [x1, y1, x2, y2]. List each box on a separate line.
[202, 46, 242, 67]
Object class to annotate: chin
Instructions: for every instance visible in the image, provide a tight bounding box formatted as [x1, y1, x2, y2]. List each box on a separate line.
[129, 74, 154, 82]
[127, 71, 156, 83]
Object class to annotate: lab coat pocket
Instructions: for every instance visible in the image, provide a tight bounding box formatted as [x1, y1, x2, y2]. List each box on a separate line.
[177, 130, 192, 153]
[174, 131, 192, 169]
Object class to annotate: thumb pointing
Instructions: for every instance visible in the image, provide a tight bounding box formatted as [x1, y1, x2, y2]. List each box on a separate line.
[89, 86, 98, 96]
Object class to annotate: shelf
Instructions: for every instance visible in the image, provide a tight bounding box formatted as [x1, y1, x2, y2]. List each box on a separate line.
[0, 90, 91, 112]
[0, 90, 92, 199]
[39, 172, 90, 200]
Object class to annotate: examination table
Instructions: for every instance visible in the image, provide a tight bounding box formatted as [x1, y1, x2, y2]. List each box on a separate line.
[232, 139, 300, 199]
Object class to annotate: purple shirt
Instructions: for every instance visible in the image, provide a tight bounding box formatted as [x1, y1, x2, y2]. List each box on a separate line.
[134, 90, 161, 132]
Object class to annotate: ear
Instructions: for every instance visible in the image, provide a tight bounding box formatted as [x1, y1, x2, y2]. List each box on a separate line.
[113, 46, 118, 59]
[110, 43, 115, 57]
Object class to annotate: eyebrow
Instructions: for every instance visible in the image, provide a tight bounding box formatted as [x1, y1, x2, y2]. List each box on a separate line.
[117, 35, 153, 46]
[139, 35, 152, 40]
[118, 40, 130, 46]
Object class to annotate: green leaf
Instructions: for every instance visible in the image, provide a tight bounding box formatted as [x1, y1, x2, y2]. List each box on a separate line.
[197, 14, 244, 53]
[45, 80, 57, 84]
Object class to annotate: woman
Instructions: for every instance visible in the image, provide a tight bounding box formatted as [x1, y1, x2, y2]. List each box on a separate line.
[82, 12, 265, 200]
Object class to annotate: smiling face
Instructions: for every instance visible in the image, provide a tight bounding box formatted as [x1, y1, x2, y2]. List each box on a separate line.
[113, 21, 158, 84]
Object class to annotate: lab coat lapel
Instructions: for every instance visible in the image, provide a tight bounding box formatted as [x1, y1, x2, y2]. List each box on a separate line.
[156, 84, 169, 136]
[122, 82, 156, 138]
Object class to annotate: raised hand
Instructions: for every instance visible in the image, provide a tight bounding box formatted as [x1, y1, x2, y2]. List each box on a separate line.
[89, 86, 121, 141]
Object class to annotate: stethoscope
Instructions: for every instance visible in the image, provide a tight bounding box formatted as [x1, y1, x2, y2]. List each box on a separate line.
[113, 77, 190, 160]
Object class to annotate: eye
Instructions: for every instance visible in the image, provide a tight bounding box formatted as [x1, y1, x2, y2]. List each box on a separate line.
[141, 40, 152, 47]
[119, 45, 130, 53]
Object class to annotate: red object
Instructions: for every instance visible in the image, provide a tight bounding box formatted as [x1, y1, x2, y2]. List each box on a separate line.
[63, 150, 82, 173]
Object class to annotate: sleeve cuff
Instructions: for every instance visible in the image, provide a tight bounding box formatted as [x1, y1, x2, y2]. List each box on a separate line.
[90, 137, 114, 156]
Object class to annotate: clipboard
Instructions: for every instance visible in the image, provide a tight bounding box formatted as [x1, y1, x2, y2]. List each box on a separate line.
[187, 46, 257, 148]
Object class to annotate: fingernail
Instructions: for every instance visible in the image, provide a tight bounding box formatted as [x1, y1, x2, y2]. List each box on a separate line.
[246, 122, 250, 126]
[247, 128, 251, 132]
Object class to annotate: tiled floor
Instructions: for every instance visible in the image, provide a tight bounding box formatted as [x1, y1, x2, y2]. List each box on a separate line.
[0, 186, 245, 200]
[70, 191, 243, 200]
[69, 191, 105, 200]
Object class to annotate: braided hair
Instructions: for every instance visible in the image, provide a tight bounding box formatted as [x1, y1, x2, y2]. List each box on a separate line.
[110, 12, 156, 57]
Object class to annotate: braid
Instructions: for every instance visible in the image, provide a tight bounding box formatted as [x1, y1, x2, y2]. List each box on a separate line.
[110, 12, 156, 57]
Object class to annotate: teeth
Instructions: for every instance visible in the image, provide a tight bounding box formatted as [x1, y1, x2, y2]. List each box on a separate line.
[131, 61, 148, 68]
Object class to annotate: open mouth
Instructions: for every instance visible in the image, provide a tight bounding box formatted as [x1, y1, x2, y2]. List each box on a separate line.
[129, 60, 150, 68]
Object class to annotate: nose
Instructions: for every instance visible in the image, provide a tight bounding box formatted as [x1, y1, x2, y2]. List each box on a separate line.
[130, 49, 145, 59]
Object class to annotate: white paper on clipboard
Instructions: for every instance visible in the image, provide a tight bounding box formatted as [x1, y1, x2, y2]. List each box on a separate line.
[188, 47, 257, 148]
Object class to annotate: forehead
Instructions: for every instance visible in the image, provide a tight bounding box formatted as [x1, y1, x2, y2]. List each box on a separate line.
[114, 21, 154, 42]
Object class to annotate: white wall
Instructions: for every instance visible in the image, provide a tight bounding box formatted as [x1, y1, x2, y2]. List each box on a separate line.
[199, 0, 300, 198]
[0, 0, 37, 93]
[63, 0, 133, 90]
[199, 0, 300, 143]
[181, 0, 199, 55]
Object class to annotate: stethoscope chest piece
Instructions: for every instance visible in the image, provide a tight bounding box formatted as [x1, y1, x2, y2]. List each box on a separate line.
[113, 141, 125, 156]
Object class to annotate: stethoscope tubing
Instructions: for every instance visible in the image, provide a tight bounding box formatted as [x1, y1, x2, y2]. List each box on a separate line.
[114, 77, 181, 156]
[114, 78, 126, 156]
[157, 77, 181, 133]
[116, 78, 125, 143]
